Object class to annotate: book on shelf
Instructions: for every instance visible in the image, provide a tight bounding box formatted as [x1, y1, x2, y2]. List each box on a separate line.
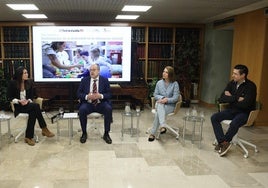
[3, 60, 30, 79]
[137, 45, 145, 59]
[148, 60, 173, 78]
[132, 27, 145, 43]
[3, 26, 29, 42]
[149, 28, 173, 43]
[3, 44, 30, 58]
[148, 44, 173, 59]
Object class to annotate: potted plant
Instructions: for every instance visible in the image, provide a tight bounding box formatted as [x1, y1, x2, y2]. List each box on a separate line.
[174, 28, 201, 107]
[147, 77, 158, 108]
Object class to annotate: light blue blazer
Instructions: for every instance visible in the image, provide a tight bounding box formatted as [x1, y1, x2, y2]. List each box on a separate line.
[154, 79, 180, 113]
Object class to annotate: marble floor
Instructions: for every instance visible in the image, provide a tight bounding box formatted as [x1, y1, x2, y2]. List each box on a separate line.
[0, 105, 268, 188]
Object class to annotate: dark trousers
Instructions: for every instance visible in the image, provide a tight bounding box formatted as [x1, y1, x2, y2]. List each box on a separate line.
[78, 101, 112, 134]
[16, 103, 46, 138]
[211, 109, 248, 143]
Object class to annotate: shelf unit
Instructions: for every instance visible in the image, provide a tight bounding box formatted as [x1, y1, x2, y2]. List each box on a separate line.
[132, 25, 203, 100]
[0, 25, 32, 79]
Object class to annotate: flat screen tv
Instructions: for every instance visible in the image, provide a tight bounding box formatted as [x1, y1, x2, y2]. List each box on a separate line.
[32, 26, 131, 82]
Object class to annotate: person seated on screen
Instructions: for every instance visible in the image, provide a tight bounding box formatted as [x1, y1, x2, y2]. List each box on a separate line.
[57, 50, 70, 65]
[42, 42, 82, 78]
[7, 66, 55, 146]
[73, 49, 85, 67]
[76, 50, 92, 78]
[88, 46, 112, 78]
[78, 47, 112, 78]
[77, 63, 113, 144]
[148, 66, 180, 142]
[79, 50, 92, 69]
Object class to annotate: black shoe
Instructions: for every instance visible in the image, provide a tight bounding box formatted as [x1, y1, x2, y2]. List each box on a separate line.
[80, 133, 87, 143]
[103, 134, 112, 144]
[148, 134, 155, 142]
[160, 127, 167, 134]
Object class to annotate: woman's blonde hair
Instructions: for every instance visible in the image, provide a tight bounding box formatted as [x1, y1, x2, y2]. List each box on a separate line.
[165, 66, 175, 82]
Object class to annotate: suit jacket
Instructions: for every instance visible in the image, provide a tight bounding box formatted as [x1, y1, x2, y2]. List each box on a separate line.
[77, 75, 111, 104]
[7, 79, 36, 117]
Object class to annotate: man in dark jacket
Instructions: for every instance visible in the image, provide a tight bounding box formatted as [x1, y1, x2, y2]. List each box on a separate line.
[77, 63, 112, 144]
[211, 64, 257, 156]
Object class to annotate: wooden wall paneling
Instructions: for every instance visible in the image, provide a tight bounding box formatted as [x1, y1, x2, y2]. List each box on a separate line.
[232, 9, 265, 88]
[256, 18, 268, 126]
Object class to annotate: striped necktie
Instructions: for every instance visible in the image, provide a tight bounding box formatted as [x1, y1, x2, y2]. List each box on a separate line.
[92, 79, 98, 105]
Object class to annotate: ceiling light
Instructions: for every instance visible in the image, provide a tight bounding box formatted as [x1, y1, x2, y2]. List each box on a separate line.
[122, 5, 151, 12]
[116, 15, 139, 20]
[6, 4, 39, 10]
[22, 14, 47, 19]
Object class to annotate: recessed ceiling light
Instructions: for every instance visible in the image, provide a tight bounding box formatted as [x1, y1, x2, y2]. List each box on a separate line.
[115, 15, 139, 20]
[6, 4, 39, 10]
[122, 5, 151, 12]
[22, 14, 47, 19]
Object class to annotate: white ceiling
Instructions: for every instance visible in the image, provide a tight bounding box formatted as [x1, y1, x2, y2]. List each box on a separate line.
[0, 0, 268, 23]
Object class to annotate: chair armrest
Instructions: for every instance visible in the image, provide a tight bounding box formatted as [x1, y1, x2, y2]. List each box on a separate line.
[10, 101, 15, 112]
[151, 97, 156, 110]
[219, 103, 230, 112]
[10, 97, 44, 112]
[33, 97, 44, 110]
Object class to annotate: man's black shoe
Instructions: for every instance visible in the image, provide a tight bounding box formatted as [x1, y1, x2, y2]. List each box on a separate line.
[103, 134, 112, 144]
[80, 133, 87, 143]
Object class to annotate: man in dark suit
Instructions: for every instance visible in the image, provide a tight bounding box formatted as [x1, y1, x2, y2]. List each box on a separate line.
[77, 63, 113, 144]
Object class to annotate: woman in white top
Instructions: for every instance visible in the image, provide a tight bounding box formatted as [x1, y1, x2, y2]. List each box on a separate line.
[7, 66, 54, 146]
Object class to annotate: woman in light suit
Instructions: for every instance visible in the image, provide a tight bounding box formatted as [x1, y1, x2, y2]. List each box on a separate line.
[148, 66, 180, 142]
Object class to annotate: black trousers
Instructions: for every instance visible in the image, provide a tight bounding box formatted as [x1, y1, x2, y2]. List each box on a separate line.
[15, 103, 46, 138]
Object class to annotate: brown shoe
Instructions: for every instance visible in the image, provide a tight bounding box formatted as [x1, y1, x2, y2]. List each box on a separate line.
[25, 138, 35, 146]
[219, 141, 232, 157]
[214, 143, 221, 153]
[42, 127, 55, 137]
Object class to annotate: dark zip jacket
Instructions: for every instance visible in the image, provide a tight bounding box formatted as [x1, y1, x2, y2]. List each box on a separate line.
[218, 79, 256, 114]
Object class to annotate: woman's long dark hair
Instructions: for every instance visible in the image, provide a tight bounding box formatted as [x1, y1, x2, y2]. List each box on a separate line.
[51, 42, 65, 51]
[14, 66, 30, 90]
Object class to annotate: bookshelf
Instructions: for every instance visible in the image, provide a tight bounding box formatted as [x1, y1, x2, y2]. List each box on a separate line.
[147, 27, 174, 80]
[0, 25, 32, 79]
[132, 25, 203, 101]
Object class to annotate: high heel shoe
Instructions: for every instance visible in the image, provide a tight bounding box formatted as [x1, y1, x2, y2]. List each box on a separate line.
[148, 134, 155, 142]
[160, 127, 167, 134]
[42, 127, 55, 137]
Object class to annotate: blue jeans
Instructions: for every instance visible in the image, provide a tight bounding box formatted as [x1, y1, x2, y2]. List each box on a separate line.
[211, 109, 248, 143]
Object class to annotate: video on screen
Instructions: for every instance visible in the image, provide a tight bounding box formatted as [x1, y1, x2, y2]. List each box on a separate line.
[33, 26, 131, 82]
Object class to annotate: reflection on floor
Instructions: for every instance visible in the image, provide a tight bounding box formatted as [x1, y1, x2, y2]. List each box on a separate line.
[0, 105, 268, 188]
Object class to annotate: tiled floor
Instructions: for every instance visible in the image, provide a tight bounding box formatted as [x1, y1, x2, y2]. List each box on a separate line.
[0, 105, 268, 188]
